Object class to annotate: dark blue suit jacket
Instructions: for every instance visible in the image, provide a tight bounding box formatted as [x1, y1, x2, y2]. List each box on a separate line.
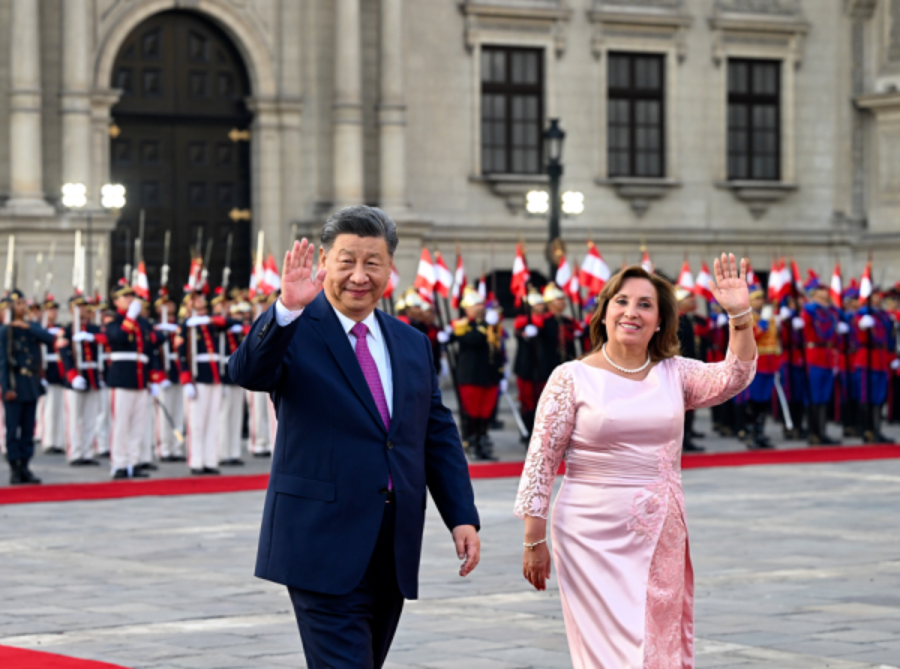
[228, 292, 480, 599]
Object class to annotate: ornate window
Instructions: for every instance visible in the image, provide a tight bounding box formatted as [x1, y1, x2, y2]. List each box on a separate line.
[727, 59, 780, 180]
[608, 52, 666, 178]
[481, 46, 544, 175]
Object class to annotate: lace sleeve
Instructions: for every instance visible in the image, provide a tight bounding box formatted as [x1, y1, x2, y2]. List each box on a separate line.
[514, 364, 576, 520]
[676, 347, 757, 412]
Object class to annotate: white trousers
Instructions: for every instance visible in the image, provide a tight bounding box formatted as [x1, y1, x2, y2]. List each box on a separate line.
[141, 393, 155, 464]
[186, 383, 221, 470]
[95, 387, 111, 455]
[219, 385, 244, 461]
[42, 384, 67, 451]
[65, 389, 101, 462]
[248, 390, 271, 454]
[110, 388, 149, 473]
[156, 384, 185, 459]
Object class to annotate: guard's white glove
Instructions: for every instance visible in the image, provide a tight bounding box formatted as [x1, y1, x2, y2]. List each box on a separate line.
[150, 383, 161, 397]
[437, 330, 450, 344]
[185, 315, 211, 328]
[71, 375, 88, 391]
[99, 380, 107, 389]
[717, 313, 728, 327]
[160, 379, 172, 390]
[444, 324, 454, 334]
[499, 378, 508, 394]
[485, 309, 500, 326]
[792, 317, 805, 331]
[523, 324, 539, 339]
[761, 305, 774, 322]
[891, 359, 900, 370]
[126, 300, 142, 320]
[40, 378, 49, 389]
[837, 322, 851, 335]
[858, 314, 876, 330]
[229, 324, 243, 334]
[72, 331, 95, 343]
[440, 357, 450, 379]
[779, 306, 793, 321]
[47, 327, 62, 336]
[183, 383, 198, 401]
[155, 322, 179, 333]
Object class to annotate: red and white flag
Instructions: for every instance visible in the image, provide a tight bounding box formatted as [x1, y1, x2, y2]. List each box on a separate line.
[414, 248, 435, 300]
[433, 252, 453, 299]
[677, 260, 695, 291]
[860, 262, 873, 301]
[790, 259, 803, 295]
[641, 250, 654, 274]
[451, 254, 467, 309]
[477, 275, 487, 300]
[555, 254, 581, 304]
[134, 261, 150, 300]
[767, 259, 783, 301]
[263, 254, 281, 294]
[830, 263, 843, 306]
[695, 262, 714, 301]
[384, 262, 400, 299]
[187, 257, 203, 292]
[745, 260, 757, 287]
[579, 243, 610, 296]
[510, 243, 530, 306]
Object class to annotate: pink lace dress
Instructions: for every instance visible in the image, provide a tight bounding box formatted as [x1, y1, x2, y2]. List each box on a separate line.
[515, 350, 756, 669]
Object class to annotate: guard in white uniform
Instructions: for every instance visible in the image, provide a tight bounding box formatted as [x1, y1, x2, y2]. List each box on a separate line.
[38, 297, 66, 454]
[60, 294, 103, 466]
[153, 289, 185, 462]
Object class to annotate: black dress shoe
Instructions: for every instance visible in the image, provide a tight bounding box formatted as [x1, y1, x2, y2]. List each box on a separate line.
[136, 462, 158, 471]
[191, 468, 206, 475]
[159, 455, 177, 463]
[97, 452, 110, 459]
[44, 446, 65, 455]
[202, 467, 221, 475]
[682, 441, 706, 453]
[130, 469, 149, 478]
[220, 458, 245, 466]
[690, 430, 706, 439]
[70, 458, 100, 467]
[112, 469, 129, 480]
[252, 451, 271, 458]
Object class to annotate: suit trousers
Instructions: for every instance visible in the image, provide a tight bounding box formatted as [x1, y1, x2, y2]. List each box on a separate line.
[156, 384, 184, 459]
[65, 389, 101, 462]
[3, 400, 38, 462]
[247, 390, 271, 454]
[219, 385, 244, 460]
[110, 388, 149, 473]
[42, 384, 66, 451]
[186, 383, 222, 470]
[288, 502, 404, 669]
[95, 387, 111, 456]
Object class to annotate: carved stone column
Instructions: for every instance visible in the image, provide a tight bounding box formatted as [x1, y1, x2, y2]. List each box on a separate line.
[6, 0, 52, 214]
[247, 97, 284, 257]
[332, 0, 365, 208]
[379, 0, 409, 215]
[61, 0, 93, 204]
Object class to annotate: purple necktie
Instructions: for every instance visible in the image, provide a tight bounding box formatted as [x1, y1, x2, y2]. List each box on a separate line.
[351, 323, 391, 432]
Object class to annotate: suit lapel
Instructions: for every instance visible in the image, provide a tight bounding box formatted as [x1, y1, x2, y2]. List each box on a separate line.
[306, 293, 386, 433]
[377, 311, 406, 440]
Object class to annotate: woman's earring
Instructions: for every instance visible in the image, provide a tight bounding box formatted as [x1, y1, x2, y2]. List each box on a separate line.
[601, 319, 606, 323]
[656, 327, 660, 331]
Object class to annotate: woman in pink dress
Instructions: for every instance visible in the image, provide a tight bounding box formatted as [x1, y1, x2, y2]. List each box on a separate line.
[515, 254, 757, 669]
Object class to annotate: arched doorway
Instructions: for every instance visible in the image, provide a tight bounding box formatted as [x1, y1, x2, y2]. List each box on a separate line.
[109, 10, 252, 299]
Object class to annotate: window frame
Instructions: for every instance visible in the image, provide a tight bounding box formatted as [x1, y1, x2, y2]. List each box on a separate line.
[606, 51, 667, 179]
[480, 45, 545, 176]
[726, 58, 782, 182]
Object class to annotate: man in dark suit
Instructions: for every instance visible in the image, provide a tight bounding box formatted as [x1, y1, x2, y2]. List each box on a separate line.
[229, 206, 480, 669]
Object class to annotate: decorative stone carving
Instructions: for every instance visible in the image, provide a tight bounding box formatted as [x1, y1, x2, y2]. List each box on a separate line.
[461, 1, 573, 56]
[709, 0, 809, 67]
[715, 181, 797, 219]
[589, 1, 692, 61]
[843, 0, 878, 20]
[713, 0, 801, 15]
[595, 178, 681, 217]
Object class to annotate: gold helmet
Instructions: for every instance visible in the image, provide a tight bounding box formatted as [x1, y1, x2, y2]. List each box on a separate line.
[542, 282, 565, 302]
[526, 286, 544, 307]
[460, 286, 484, 309]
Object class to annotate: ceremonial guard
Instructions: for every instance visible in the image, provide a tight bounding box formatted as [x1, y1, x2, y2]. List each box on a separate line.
[38, 295, 67, 454]
[778, 295, 807, 440]
[94, 298, 114, 458]
[852, 289, 895, 443]
[838, 283, 860, 437]
[512, 287, 546, 440]
[676, 288, 706, 452]
[707, 300, 736, 436]
[153, 289, 185, 462]
[213, 288, 246, 466]
[745, 285, 779, 449]
[403, 290, 442, 373]
[535, 282, 581, 382]
[451, 287, 504, 461]
[802, 278, 839, 444]
[60, 293, 104, 465]
[105, 280, 164, 479]
[247, 292, 273, 457]
[1, 289, 62, 484]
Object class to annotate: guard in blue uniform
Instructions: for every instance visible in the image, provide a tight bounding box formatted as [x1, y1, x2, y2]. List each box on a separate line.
[0, 289, 62, 484]
[852, 289, 895, 443]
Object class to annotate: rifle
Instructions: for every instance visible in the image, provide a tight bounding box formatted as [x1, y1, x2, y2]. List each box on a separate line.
[219, 232, 233, 377]
[73, 231, 84, 374]
[160, 230, 172, 373]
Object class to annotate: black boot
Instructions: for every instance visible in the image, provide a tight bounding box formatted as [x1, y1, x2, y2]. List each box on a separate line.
[751, 404, 774, 449]
[19, 459, 41, 485]
[8, 459, 24, 485]
[472, 420, 497, 462]
[807, 404, 821, 445]
[842, 401, 858, 438]
[816, 404, 838, 445]
[873, 406, 894, 444]
[859, 402, 876, 443]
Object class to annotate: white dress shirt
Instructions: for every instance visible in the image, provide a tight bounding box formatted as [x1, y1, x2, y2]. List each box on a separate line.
[275, 299, 393, 416]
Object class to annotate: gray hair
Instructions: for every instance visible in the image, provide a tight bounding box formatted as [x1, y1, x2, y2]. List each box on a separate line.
[320, 205, 399, 256]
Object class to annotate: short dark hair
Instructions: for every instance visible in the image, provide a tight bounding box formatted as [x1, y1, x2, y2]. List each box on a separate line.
[320, 205, 398, 255]
[589, 266, 681, 362]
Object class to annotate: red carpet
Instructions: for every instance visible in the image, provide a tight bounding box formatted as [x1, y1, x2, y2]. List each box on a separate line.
[0, 645, 129, 668]
[2, 445, 900, 506]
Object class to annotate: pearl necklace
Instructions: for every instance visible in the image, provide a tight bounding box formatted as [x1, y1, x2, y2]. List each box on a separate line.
[602, 344, 651, 374]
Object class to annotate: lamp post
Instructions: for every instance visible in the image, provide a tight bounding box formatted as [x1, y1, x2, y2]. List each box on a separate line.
[544, 118, 565, 274]
[100, 184, 126, 295]
[63, 183, 126, 296]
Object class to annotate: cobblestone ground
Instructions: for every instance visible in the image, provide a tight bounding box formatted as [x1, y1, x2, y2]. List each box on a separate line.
[1, 460, 900, 668]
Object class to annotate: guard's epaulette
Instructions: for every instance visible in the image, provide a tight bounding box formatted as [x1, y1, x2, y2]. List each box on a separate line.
[452, 318, 470, 336]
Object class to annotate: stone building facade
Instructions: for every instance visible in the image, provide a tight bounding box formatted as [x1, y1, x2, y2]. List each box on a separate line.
[0, 0, 899, 302]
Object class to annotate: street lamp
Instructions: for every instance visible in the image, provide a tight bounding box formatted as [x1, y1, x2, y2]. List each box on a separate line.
[62, 183, 126, 296]
[544, 119, 566, 273]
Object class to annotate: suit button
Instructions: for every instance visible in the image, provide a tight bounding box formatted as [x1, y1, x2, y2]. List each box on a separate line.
[386, 441, 394, 450]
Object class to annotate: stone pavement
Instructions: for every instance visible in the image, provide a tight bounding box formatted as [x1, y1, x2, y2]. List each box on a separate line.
[1, 460, 900, 668]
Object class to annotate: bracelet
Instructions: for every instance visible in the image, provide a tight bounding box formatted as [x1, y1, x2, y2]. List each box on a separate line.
[524, 538, 547, 550]
[728, 307, 753, 320]
[731, 320, 752, 331]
